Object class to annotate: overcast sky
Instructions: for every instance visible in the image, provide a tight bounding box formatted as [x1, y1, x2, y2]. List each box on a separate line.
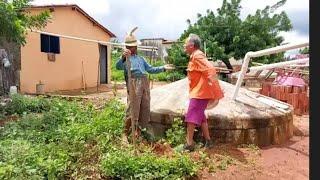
[31, 0, 309, 45]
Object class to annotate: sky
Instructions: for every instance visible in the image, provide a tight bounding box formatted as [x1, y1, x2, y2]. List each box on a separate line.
[31, 0, 309, 53]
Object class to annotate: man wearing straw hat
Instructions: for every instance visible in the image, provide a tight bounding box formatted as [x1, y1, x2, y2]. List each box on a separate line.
[116, 27, 174, 140]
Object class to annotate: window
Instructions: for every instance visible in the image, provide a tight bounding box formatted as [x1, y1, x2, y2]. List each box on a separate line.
[40, 34, 60, 54]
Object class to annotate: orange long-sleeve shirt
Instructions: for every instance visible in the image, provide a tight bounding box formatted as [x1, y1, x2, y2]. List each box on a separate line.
[187, 50, 224, 100]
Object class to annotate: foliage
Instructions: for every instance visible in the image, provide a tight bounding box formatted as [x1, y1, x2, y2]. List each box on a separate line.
[111, 50, 184, 82]
[0, 0, 51, 45]
[165, 117, 186, 147]
[111, 51, 125, 81]
[167, 43, 188, 75]
[149, 71, 186, 82]
[0, 97, 93, 179]
[101, 149, 198, 179]
[168, 0, 292, 70]
[3, 94, 51, 116]
[147, 59, 185, 82]
[299, 47, 309, 54]
[0, 95, 198, 179]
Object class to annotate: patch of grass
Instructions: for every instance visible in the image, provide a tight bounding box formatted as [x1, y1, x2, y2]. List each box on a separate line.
[238, 144, 260, 154]
[4, 94, 51, 116]
[196, 153, 238, 173]
[0, 95, 199, 179]
[101, 148, 198, 179]
[165, 117, 186, 147]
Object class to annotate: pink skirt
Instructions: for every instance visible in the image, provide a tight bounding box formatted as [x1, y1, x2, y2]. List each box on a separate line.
[185, 98, 209, 126]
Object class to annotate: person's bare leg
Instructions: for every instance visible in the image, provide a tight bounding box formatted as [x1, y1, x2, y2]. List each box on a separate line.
[186, 123, 196, 145]
[201, 121, 211, 141]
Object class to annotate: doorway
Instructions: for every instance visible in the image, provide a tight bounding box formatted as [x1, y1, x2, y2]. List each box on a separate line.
[99, 45, 108, 84]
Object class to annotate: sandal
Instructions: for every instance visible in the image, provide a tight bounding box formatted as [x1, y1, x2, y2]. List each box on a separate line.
[204, 140, 215, 149]
[183, 143, 195, 152]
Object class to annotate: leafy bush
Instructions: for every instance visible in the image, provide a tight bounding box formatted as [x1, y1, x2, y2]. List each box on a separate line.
[165, 118, 186, 147]
[111, 50, 185, 82]
[0, 96, 198, 179]
[0, 140, 71, 179]
[4, 94, 51, 116]
[0, 97, 96, 179]
[101, 149, 198, 179]
[111, 51, 125, 81]
[167, 43, 188, 74]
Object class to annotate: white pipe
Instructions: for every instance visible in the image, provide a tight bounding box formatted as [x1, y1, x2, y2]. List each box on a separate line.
[232, 42, 309, 100]
[246, 42, 309, 58]
[204, 41, 207, 56]
[232, 53, 251, 99]
[29, 29, 158, 50]
[137, 48, 157, 52]
[111, 44, 157, 52]
[288, 63, 309, 67]
[248, 58, 309, 71]
[278, 67, 308, 74]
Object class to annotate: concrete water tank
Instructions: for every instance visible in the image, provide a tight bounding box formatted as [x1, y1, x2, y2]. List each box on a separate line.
[150, 78, 294, 146]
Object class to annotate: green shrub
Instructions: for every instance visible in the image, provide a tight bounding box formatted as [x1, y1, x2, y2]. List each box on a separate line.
[101, 149, 198, 179]
[111, 51, 186, 82]
[0, 97, 199, 179]
[111, 52, 125, 81]
[165, 118, 186, 147]
[4, 94, 51, 116]
[0, 140, 70, 179]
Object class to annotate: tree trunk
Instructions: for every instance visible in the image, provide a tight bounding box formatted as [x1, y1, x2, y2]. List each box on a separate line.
[221, 58, 233, 73]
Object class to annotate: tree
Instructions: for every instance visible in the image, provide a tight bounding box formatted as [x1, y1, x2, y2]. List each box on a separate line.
[299, 47, 309, 54]
[168, 0, 292, 73]
[0, 0, 50, 45]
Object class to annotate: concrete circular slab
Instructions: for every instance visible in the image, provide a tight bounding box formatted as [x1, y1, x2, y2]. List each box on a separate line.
[150, 78, 294, 146]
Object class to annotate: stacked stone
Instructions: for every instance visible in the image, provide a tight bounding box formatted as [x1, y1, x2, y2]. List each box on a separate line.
[259, 82, 309, 115]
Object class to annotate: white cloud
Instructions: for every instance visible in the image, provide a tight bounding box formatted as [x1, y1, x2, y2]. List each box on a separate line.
[280, 31, 309, 56]
[280, 31, 309, 44]
[31, 0, 309, 44]
[31, 0, 110, 16]
[240, 0, 309, 16]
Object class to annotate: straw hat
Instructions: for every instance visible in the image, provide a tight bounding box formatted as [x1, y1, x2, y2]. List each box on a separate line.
[124, 27, 141, 47]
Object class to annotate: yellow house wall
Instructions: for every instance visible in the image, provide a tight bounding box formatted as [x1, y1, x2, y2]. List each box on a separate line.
[20, 7, 111, 93]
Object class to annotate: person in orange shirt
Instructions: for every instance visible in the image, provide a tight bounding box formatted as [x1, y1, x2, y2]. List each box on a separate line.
[183, 33, 224, 151]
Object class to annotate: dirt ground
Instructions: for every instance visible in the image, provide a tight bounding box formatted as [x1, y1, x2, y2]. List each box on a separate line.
[150, 115, 309, 180]
[201, 116, 309, 180]
[39, 81, 310, 180]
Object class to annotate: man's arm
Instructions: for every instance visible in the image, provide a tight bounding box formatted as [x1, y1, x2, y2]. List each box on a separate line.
[142, 58, 165, 74]
[115, 56, 126, 70]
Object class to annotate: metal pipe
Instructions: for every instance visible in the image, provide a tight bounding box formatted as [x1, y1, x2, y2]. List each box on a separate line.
[246, 42, 309, 58]
[30, 29, 159, 50]
[248, 58, 309, 71]
[232, 42, 309, 100]
[204, 41, 206, 56]
[232, 53, 251, 99]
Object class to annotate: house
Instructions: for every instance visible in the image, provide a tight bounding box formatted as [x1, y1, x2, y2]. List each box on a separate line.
[162, 40, 176, 49]
[140, 38, 177, 61]
[19, 4, 116, 94]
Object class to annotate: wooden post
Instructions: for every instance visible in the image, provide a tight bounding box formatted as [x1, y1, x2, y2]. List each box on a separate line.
[81, 61, 86, 90]
[97, 52, 100, 92]
[149, 45, 155, 89]
[125, 55, 137, 145]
